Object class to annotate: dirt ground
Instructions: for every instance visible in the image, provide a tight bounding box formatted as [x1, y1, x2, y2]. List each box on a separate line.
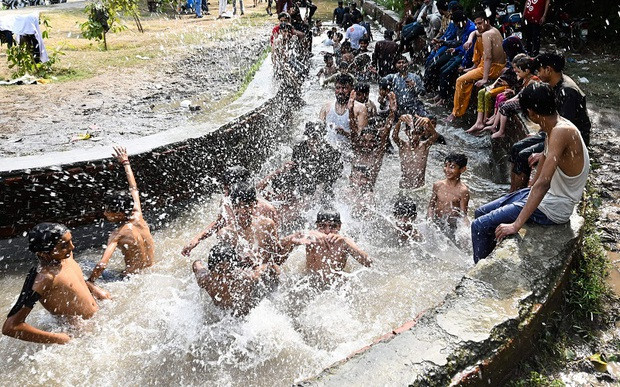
[0, 6, 274, 157]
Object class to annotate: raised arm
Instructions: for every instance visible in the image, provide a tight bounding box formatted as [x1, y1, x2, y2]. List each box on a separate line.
[113, 146, 142, 216]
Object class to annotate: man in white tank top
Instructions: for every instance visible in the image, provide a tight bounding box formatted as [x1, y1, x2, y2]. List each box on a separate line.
[319, 74, 368, 155]
[471, 83, 589, 263]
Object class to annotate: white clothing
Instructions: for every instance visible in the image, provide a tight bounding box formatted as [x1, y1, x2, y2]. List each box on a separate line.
[325, 101, 351, 152]
[345, 23, 366, 50]
[219, 0, 227, 15]
[0, 12, 48, 62]
[538, 126, 589, 224]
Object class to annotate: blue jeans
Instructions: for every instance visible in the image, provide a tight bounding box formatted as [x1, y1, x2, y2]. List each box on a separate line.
[471, 188, 556, 263]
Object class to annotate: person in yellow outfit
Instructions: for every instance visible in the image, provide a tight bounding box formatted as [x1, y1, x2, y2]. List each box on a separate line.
[446, 11, 506, 122]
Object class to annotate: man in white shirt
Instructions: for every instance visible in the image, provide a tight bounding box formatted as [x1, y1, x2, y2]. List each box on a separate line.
[345, 14, 367, 50]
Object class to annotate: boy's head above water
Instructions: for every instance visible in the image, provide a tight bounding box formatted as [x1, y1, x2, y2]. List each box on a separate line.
[444, 153, 468, 179]
[222, 166, 251, 190]
[316, 207, 342, 234]
[393, 196, 417, 220]
[208, 243, 237, 272]
[28, 222, 73, 260]
[104, 191, 134, 221]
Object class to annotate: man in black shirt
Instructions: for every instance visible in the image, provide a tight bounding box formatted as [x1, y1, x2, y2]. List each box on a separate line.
[508, 52, 591, 191]
[333, 1, 345, 26]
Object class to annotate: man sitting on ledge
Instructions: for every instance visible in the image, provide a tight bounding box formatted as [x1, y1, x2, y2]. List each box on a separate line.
[471, 83, 589, 263]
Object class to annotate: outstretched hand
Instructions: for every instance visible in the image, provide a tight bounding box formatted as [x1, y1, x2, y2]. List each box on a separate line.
[388, 92, 397, 112]
[113, 146, 129, 164]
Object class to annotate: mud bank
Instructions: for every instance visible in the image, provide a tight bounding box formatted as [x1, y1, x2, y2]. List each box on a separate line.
[0, 54, 289, 243]
[0, 25, 271, 157]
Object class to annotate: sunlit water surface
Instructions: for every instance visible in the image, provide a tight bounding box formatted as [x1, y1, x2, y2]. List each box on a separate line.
[0, 25, 507, 386]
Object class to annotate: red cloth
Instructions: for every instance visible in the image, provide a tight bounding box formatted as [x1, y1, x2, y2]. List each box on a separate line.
[270, 25, 280, 45]
[524, 0, 546, 23]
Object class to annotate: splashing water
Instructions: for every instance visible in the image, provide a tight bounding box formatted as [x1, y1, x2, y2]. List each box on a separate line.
[0, 24, 509, 386]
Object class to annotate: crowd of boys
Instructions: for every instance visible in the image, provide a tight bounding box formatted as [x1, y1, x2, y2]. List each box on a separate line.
[4, 0, 592, 343]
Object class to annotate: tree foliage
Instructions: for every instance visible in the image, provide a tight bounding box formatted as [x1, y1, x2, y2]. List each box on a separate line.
[80, 0, 140, 50]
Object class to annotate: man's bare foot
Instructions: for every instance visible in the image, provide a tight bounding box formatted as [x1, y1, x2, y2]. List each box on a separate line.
[466, 122, 484, 134]
[491, 131, 505, 139]
[484, 116, 495, 125]
[482, 125, 497, 133]
[445, 113, 456, 122]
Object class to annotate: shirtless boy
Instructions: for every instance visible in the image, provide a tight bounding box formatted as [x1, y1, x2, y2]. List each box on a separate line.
[3, 223, 110, 344]
[88, 146, 154, 283]
[350, 93, 396, 189]
[219, 183, 282, 267]
[181, 166, 278, 257]
[280, 208, 371, 285]
[192, 243, 280, 316]
[392, 114, 439, 189]
[427, 153, 470, 229]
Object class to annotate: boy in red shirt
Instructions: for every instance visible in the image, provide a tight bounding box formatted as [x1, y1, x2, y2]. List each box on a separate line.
[523, 0, 550, 56]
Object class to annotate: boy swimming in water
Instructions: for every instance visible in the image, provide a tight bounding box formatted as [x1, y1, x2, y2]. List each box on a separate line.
[280, 208, 371, 285]
[3, 223, 110, 344]
[427, 153, 470, 230]
[88, 147, 155, 283]
[192, 243, 280, 316]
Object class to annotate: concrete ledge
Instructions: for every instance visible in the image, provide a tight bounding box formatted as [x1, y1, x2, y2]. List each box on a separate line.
[0, 54, 292, 240]
[302, 214, 584, 386]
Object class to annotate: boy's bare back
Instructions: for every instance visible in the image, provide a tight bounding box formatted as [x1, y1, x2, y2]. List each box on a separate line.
[113, 218, 155, 274]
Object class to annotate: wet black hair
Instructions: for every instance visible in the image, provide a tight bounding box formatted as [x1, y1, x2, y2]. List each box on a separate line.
[383, 29, 394, 39]
[304, 121, 327, 139]
[207, 243, 237, 272]
[519, 82, 557, 116]
[221, 165, 251, 187]
[355, 82, 370, 93]
[437, 0, 449, 12]
[335, 73, 354, 86]
[316, 207, 341, 224]
[395, 55, 408, 64]
[278, 12, 289, 20]
[445, 153, 468, 168]
[28, 223, 69, 253]
[104, 190, 134, 216]
[324, 52, 334, 61]
[378, 77, 391, 90]
[535, 52, 565, 72]
[335, 32, 343, 40]
[339, 60, 350, 69]
[341, 41, 352, 51]
[338, 1, 343, 4]
[326, 31, 334, 39]
[393, 196, 417, 218]
[359, 37, 369, 44]
[513, 54, 537, 73]
[473, 10, 489, 21]
[230, 182, 257, 206]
